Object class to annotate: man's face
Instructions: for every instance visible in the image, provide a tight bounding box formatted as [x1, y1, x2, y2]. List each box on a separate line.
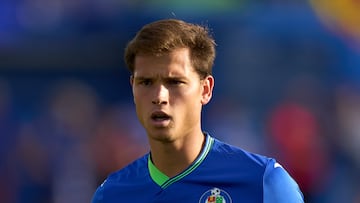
[131, 48, 213, 143]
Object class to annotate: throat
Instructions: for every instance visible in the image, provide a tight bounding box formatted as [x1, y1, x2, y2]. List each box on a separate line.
[150, 150, 192, 178]
[149, 133, 207, 177]
[148, 135, 214, 188]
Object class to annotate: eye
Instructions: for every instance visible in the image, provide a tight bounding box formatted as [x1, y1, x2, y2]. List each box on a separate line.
[138, 79, 152, 86]
[168, 79, 184, 85]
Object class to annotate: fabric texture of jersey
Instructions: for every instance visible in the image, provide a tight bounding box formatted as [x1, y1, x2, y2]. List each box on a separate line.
[92, 133, 304, 203]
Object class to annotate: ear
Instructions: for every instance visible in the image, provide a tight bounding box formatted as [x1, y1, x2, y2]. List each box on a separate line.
[130, 75, 136, 103]
[201, 75, 214, 105]
[130, 75, 134, 86]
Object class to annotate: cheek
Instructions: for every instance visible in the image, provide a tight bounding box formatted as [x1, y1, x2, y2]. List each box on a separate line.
[177, 93, 202, 118]
[134, 101, 147, 127]
[182, 102, 202, 127]
[179, 85, 203, 102]
[171, 90, 200, 108]
[133, 92, 147, 118]
[133, 92, 140, 104]
[133, 89, 147, 104]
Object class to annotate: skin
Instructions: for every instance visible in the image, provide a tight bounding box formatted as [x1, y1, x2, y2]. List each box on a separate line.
[130, 48, 214, 177]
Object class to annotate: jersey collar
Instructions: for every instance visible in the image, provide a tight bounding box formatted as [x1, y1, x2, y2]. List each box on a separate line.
[148, 133, 214, 189]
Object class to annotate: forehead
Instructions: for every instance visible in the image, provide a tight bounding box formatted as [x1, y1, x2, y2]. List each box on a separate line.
[133, 48, 197, 78]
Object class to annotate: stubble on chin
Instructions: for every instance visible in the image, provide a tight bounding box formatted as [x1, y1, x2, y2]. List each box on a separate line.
[147, 127, 177, 144]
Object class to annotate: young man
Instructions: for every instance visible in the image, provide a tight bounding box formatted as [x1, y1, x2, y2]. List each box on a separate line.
[92, 19, 304, 202]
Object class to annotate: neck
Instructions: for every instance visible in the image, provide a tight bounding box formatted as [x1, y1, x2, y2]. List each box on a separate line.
[149, 132, 206, 177]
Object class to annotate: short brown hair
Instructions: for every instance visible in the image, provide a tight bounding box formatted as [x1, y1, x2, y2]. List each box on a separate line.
[124, 19, 216, 79]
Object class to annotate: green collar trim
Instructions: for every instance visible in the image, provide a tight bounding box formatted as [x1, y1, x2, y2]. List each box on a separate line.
[148, 155, 169, 186]
[148, 134, 214, 189]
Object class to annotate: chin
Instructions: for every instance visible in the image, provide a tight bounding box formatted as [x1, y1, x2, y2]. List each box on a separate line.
[148, 129, 176, 143]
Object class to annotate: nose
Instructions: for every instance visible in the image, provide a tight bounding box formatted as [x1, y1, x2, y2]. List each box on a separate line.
[152, 84, 168, 105]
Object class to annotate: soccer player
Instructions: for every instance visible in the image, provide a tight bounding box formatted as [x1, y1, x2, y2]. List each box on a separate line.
[91, 19, 304, 203]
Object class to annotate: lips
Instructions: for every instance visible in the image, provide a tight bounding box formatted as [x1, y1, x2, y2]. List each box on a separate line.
[151, 111, 171, 121]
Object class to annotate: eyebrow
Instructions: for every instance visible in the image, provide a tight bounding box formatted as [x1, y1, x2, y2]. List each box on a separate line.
[132, 76, 150, 80]
[133, 75, 186, 80]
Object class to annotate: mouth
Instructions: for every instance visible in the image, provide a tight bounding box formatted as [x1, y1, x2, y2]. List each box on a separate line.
[151, 111, 171, 122]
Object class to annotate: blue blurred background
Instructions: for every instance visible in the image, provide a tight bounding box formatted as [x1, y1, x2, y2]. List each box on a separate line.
[1, 0, 360, 202]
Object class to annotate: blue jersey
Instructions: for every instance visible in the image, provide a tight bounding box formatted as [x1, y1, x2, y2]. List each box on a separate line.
[92, 134, 304, 203]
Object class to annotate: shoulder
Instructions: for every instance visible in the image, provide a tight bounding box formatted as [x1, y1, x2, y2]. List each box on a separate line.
[91, 154, 149, 203]
[106, 154, 149, 182]
[209, 136, 304, 202]
[203, 137, 273, 185]
[91, 153, 149, 188]
[263, 161, 304, 203]
[210, 137, 271, 169]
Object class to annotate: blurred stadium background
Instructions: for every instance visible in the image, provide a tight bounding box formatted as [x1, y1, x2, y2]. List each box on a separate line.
[1, 0, 360, 202]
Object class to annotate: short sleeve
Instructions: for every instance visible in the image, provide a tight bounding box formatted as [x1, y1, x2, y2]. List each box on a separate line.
[263, 159, 304, 203]
[91, 180, 106, 203]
